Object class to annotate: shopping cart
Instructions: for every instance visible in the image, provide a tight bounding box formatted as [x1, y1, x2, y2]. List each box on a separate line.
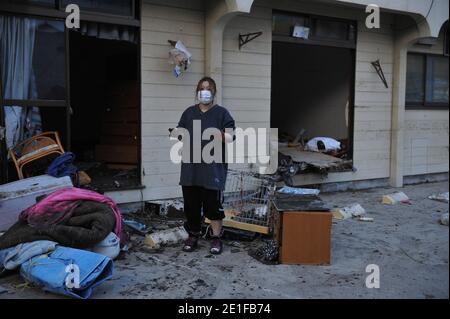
[212, 169, 277, 234]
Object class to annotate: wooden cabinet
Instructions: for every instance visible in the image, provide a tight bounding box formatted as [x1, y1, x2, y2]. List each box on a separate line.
[273, 194, 332, 265]
[277, 211, 332, 265]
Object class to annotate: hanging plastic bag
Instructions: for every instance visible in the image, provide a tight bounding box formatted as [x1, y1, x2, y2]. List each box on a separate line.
[169, 40, 192, 77]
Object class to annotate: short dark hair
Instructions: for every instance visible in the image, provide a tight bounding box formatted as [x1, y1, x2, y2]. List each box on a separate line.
[196, 76, 217, 96]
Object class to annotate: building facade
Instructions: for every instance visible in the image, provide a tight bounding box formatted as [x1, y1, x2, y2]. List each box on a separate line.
[0, 0, 448, 204]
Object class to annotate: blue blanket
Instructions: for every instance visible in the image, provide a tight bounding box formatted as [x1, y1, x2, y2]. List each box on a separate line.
[20, 246, 113, 299]
[46, 152, 79, 186]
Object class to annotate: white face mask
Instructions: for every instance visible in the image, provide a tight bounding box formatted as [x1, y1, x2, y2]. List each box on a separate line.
[197, 89, 213, 105]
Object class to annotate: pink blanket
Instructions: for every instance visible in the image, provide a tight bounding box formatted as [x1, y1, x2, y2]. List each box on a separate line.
[21, 187, 123, 242]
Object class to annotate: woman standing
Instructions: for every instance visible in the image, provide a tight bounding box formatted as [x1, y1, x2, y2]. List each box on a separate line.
[176, 77, 235, 255]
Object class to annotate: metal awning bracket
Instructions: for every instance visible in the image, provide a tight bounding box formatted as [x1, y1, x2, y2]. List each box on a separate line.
[239, 32, 263, 50]
[371, 60, 389, 88]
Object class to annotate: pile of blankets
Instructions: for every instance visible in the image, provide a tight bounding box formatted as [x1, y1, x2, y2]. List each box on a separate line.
[0, 187, 124, 299]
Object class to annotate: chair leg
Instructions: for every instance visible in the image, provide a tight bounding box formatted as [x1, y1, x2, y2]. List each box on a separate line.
[18, 166, 24, 179]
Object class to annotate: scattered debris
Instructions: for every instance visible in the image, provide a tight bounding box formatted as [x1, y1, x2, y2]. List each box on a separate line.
[154, 224, 170, 231]
[0, 285, 7, 295]
[123, 219, 149, 235]
[357, 217, 374, 222]
[440, 213, 449, 226]
[120, 243, 131, 253]
[332, 203, 366, 220]
[219, 227, 257, 241]
[428, 192, 449, 204]
[78, 171, 92, 186]
[278, 146, 354, 177]
[144, 226, 188, 249]
[146, 199, 184, 217]
[277, 186, 320, 196]
[382, 192, 411, 205]
[305, 137, 341, 153]
[248, 240, 279, 265]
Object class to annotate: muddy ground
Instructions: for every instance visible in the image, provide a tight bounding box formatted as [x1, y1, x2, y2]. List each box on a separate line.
[0, 181, 448, 299]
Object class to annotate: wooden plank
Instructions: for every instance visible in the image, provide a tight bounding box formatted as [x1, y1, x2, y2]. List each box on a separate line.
[205, 210, 270, 235]
[279, 147, 344, 166]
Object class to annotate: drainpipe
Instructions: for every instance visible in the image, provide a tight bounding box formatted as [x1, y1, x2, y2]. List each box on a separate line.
[205, 0, 254, 105]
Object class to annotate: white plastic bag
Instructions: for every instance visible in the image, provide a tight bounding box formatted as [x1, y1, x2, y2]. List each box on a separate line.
[169, 40, 192, 77]
[305, 137, 341, 152]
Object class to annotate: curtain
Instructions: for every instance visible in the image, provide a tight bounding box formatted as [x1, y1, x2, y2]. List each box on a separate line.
[0, 16, 42, 150]
[79, 21, 137, 44]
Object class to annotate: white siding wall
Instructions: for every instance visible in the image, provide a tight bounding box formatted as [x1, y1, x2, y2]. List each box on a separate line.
[404, 32, 449, 176]
[352, 18, 394, 180]
[222, 3, 272, 171]
[140, 0, 205, 200]
[222, 5, 272, 128]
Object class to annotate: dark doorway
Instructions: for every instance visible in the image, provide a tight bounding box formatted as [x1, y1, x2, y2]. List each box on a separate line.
[69, 31, 140, 191]
[271, 41, 355, 161]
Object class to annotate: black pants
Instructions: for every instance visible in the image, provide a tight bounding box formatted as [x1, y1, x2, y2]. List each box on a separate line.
[182, 186, 225, 235]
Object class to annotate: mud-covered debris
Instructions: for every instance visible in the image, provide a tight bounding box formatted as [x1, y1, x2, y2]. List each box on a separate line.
[144, 226, 188, 248]
[440, 213, 449, 226]
[428, 192, 449, 204]
[332, 203, 365, 220]
[382, 192, 411, 205]
[248, 240, 279, 265]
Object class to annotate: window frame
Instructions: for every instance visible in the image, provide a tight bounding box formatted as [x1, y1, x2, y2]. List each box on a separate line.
[0, 12, 68, 108]
[0, 11, 72, 173]
[0, 2, 143, 185]
[272, 10, 357, 50]
[59, 0, 137, 20]
[0, 0, 140, 27]
[406, 52, 449, 110]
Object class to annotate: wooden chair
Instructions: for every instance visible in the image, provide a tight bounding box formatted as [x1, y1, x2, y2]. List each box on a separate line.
[9, 131, 65, 179]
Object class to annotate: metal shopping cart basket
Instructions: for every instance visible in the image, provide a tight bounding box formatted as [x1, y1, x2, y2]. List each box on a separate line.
[205, 169, 276, 234]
